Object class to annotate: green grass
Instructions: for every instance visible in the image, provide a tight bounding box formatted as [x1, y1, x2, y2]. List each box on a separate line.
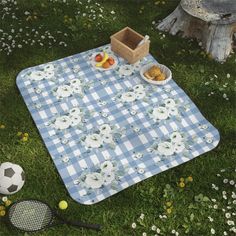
[0, 0, 235, 235]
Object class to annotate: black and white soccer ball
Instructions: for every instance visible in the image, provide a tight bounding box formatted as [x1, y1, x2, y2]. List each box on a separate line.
[0, 162, 25, 195]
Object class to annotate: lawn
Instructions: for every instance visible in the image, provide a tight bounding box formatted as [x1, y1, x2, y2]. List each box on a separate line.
[0, 0, 235, 235]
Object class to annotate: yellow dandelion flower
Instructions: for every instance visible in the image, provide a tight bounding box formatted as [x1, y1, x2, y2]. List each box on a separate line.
[166, 201, 172, 207]
[180, 177, 185, 182]
[0, 124, 5, 129]
[179, 182, 185, 188]
[23, 133, 29, 138]
[0, 206, 5, 211]
[22, 136, 28, 142]
[187, 176, 193, 182]
[166, 208, 172, 214]
[0, 210, 6, 217]
[17, 131, 22, 136]
[5, 200, 12, 207]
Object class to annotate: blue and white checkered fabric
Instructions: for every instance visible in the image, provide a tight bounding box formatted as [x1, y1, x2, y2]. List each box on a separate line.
[17, 44, 220, 205]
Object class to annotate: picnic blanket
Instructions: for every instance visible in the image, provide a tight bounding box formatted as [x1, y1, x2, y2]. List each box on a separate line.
[17, 44, 220, 204]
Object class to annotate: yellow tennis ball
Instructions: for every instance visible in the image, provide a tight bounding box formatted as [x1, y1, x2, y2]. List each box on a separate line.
[59, 200, 68, 210]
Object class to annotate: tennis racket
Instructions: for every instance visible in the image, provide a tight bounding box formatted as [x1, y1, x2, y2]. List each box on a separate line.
[7, 199, 101, 232]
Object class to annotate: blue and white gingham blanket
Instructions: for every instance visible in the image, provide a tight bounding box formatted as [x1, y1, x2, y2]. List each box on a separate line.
[17, 44, 220, 205]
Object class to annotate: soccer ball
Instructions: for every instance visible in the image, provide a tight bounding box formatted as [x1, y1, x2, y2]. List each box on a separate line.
[0, 162, 25, 195]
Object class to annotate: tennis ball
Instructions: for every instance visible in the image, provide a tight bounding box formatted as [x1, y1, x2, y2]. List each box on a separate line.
[59, 200, 68, 210]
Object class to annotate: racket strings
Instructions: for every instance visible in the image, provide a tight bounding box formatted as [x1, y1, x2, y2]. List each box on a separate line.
[8, 200, 53, 232]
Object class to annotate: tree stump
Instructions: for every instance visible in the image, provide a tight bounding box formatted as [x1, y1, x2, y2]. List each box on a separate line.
[157, 0, 236, 62]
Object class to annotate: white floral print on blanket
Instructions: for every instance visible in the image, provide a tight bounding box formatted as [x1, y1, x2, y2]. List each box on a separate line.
[75, 160, 128, 192]
[27, 63, 55, 81]
[147, 97, 190, 124]
[80, 123, 125, 149]
[52, 77, 92, 100]
[115, 58, 148, 78]
[115, 84, 150, 104]
[149, 131, 196, 159]
[48, 107, 91, 131]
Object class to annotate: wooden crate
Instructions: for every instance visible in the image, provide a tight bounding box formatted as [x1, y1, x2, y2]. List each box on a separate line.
[110, 27, 150, 64]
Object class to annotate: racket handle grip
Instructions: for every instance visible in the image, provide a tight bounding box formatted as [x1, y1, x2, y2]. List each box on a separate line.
[55, 212, 101, 231]
[71, 221, 101, 231]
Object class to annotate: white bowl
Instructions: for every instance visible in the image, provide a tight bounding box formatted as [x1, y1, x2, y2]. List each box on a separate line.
[140, 62, 172, 85]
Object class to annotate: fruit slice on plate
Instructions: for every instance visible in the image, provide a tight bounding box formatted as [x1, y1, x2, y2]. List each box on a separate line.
[102, 61, 110, 69]
[95, 52, 109, 67]
[107, 57, 115, 65]
[91, 51, 118, 71]
[95, 54, 103, 62]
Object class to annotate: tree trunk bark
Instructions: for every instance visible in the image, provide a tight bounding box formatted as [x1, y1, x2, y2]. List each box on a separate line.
[157, 0, 236, 62]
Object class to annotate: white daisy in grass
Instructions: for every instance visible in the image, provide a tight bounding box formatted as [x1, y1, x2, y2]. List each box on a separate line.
[164, 98, 176, 108]
[151, 225, 157, 231]
[152, 106, 169, 120]
[84, 172, 104, 189]
[131, 223, 137, 229]
[84, 134, 103, 148]
[54, 116, 71, 130]
[157, 141, 174, 156]
[100, 161, 114, 173]
[99, 124, 112, 135]
[55, 84, 73, 98]
[121, 91, 137, 103]
[139, 213, 145, 219]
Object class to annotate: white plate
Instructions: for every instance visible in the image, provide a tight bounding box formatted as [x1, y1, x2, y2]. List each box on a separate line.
[90, 52, 118, 71]
[140, 63, 172, 85]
